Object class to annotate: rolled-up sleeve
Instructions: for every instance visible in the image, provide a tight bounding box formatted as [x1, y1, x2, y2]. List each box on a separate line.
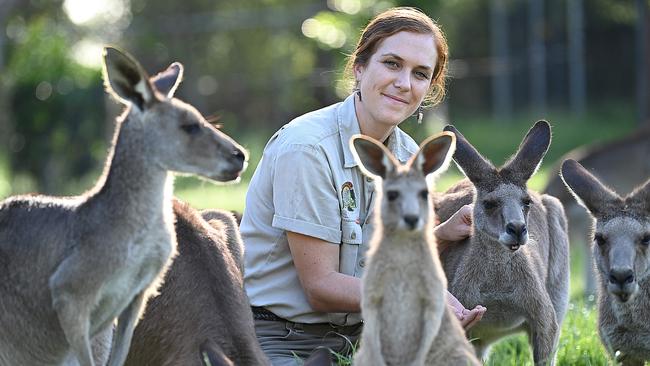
[271, 144, 341, 244]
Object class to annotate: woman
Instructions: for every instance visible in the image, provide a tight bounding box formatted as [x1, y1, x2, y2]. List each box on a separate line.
[241, 7, 485, 365]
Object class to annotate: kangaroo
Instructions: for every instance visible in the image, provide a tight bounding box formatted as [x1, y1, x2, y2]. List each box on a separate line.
[124, 199, 331, 366]
[350, 132, 479, 366]
[544, 127, 650, 296]
[561, 159, 650, 365]
[124, 199, 267, 366]
[0, 47, 247, 366]
[434, 121, 570, 365]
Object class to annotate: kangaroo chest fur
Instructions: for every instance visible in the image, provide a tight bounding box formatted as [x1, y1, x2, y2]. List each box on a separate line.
[90, 216, 174, 332]
[366, 235, 445, 364]
[446, 237, 546, 331]
[599, 276, 650, 358]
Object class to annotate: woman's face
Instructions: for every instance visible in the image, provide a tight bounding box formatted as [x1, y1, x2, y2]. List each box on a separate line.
[355, 31, 437, 134]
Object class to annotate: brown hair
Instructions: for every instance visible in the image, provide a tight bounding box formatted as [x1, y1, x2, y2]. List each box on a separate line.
[344, 7, 449, 106]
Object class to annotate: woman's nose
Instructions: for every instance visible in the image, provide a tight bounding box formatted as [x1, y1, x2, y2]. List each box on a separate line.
[393, 70, 411, 91]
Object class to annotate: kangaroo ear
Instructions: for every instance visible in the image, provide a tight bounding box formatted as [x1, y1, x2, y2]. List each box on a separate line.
[151, 62, 183, 98]
[561, 159, 620, 217]
[501, 120, 551, 184]
[627, 178, 650, 214]
[102, 46, 155, 111]
[412, 131, 455, 177]
[350, 134, 398, 179]
[443, 125, 495, 183]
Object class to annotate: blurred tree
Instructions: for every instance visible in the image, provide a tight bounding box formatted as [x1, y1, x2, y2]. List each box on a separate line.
[4, 9, 104, 194]
[1, 0, 647, 194]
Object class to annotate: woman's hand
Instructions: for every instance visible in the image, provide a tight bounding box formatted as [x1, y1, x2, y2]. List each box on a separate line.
[446, 290, 486, 331]
[434, 204, 473, 242]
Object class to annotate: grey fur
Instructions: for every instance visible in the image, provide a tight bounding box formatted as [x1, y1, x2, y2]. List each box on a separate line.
[200, 208, 245, 275]
[544, 127, 650, 296]
[351, 132, 480, 366]
[561, 159, 650, 365]
[124, 199, 267, 366]
[0, 47, 247, 366]
[435, 121, 569, 365]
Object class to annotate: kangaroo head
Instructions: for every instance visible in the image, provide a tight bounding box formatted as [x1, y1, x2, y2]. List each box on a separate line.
[562, 159, 650, 303]
[445, 121, 551, 251]
[350, 132, 455, 233]
[102, 47, 247, 182]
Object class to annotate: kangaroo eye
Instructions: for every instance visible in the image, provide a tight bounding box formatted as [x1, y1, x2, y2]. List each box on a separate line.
[522, 197, 532, 207]
[386, 191, 399, 202]
[419, 190, 428, 200]
[181, 124, 201, 135]
[594, 233, 607, 247]
[482, 200, 498, 210]
[641, 234, 650, 246]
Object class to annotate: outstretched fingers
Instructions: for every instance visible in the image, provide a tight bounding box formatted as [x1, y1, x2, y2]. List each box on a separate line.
[460, 305, 487, 330]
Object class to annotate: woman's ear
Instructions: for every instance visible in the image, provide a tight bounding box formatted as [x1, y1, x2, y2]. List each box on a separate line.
[353, 63, 364, 82]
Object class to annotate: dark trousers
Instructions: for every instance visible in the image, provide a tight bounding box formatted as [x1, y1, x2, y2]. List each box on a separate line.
[253, 317, 362, 366]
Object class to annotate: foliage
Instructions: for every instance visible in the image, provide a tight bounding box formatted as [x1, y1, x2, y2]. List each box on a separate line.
[5, 16, 104, 194]
[0, 0, 645, 193]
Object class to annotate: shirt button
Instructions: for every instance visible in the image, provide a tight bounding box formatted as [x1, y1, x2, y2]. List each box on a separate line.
[359, 259, 366, 267]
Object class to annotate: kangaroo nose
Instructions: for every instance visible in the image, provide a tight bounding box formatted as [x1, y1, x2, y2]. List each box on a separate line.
[403, 215, 419, 229]
[506, 222, 527, 238]
[609, 269, 634, 286]
[233, 149, 246, 162]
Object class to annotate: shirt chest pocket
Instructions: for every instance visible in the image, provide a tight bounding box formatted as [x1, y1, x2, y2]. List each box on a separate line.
[340, 219, 362, 277]
[341, 219, 362, 245]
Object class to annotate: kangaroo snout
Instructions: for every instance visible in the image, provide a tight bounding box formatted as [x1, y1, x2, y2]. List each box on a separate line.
[506, 222, 527, 238]
[499, 221, 528, 251]
[403, 214, 420, 230]
[213, 143, 248, 182]
[608, 268, 637, 302]
[609, 268, 634, 286]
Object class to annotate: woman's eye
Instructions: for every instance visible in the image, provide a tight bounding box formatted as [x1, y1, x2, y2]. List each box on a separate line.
[415, 71, 429, 80]
[181, 124, 201, 135]
[383, 60, 399, 69]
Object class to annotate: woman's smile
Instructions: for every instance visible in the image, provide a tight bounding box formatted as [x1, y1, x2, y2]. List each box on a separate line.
[381, 93, 409, 105]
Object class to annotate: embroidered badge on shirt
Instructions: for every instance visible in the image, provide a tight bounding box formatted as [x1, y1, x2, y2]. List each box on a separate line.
[341, 181, 357, 212]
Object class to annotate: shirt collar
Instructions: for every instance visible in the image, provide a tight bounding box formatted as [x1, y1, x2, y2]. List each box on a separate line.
[337, 93, 417, 168]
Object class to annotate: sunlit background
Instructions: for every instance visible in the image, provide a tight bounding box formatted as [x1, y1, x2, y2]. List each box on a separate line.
[0, 0, 647, 200]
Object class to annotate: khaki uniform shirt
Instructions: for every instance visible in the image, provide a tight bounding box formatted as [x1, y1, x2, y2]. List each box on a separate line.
[242, 94, 418, 325]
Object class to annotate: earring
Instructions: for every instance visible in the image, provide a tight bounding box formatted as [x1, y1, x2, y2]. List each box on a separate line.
[415, 105, 423, 124]
[354, 87, 362, 102]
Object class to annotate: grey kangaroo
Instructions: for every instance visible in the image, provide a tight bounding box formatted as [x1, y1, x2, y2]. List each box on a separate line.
[350, 132, 480, 366]
[123, 199, 266, 366]
[544, 127, 650, 296]
[435, 121, 570, 365]
[0, 47, 247, 366]
[561, 159, 650, 365]
[124, 200, 331, 366]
